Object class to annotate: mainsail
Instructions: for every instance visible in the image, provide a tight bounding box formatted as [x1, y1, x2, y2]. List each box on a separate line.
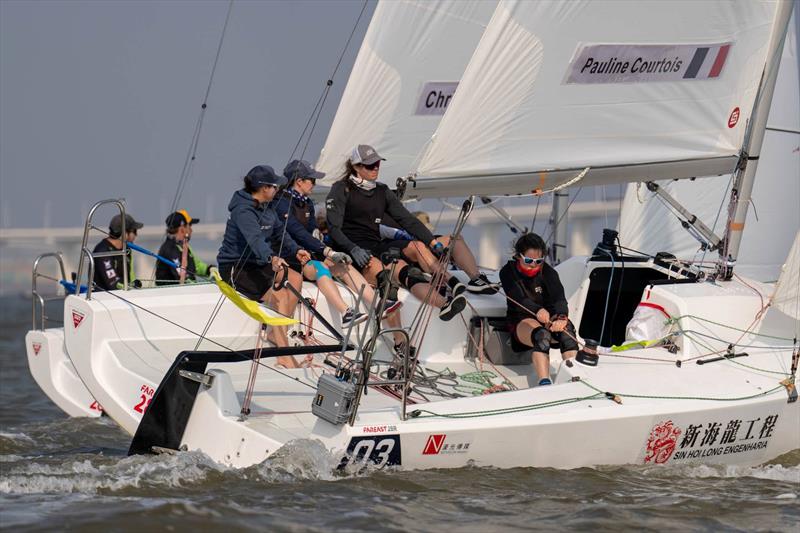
[410, 0, 785, 199]
[316, 0, 497, 185]
[618, 8, 799, 281]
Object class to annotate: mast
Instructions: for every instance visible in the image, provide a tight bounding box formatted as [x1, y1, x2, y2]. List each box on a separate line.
[720, 0, 795, 279]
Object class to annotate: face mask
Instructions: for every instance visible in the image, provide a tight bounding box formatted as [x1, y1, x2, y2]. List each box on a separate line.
[350, 176, 376, 191]
[517, 257, 543, 277]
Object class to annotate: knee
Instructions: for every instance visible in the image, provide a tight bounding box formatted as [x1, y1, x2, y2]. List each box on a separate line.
[531, 327, 552, 354]
[398, 264, 427, 290]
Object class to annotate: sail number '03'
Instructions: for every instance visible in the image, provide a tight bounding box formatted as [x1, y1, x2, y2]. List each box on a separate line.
[339, 435, 401, 469]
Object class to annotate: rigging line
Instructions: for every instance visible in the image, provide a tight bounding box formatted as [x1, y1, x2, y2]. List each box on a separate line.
[168, 0, 234, 214]
[99, 288, 318, 390]
[529, 193, 543, 233]
[700, 173, 734, 266]
[289, 0, 368, 161]
[543, 186, 582, 245]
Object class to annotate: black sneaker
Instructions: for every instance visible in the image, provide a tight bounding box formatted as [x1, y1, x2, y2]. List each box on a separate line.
[342, 308, 367, 328]
[467, 273, 500, 295]
[447, 276, 467, 297]
[382, 299, 403, 318]
[439, 294, 467, 321]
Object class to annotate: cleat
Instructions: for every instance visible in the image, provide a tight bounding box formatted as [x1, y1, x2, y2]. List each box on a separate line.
[467, 273, 500, 295]
[439, 294, 467, 321]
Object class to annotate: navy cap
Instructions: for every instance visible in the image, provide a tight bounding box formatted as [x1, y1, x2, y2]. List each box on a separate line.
[284, 159, 325, 182]
[109, 214, 143, 237]
[165, 209, 199, 230]
[245, 165, 287, 188]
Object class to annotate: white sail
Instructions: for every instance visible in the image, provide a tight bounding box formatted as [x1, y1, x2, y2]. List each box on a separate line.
[316, 0, 497, 185]
[412, 0, 784, 198]
[772, 230, 800, 320]
[619, 9, 799, 281]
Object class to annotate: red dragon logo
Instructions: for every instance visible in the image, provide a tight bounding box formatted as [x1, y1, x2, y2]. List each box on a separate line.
[644, 420, 682, 464]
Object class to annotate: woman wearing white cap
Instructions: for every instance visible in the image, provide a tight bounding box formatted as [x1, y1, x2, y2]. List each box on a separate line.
[325, 145, 466, 321]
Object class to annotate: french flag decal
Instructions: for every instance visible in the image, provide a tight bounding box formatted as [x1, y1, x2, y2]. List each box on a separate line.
[684, 44, 732, 79]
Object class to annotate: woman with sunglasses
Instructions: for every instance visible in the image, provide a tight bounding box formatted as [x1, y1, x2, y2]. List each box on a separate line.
[499, 233, 578, 386]
[217, 165, 309, 368]
[274, 159, 403, 329]
[325, 145, 467, 321]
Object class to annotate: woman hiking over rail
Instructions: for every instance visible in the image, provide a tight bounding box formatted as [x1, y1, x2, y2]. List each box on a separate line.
[217, 165, 309, 368]
[325, 144, 466, 321]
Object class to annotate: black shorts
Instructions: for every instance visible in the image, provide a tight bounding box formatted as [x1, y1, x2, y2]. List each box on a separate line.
[218, 263, 274, 302]
[368, 239, 415, 265]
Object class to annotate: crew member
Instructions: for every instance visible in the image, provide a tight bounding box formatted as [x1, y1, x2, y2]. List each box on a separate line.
[499, 233, 578, 386]
[217, 165, 310, 368]
[92, 213, 143, 291]
[325, 144, 466, 321]
[155, 209, 213, 285]
[273, 159, 369, 328]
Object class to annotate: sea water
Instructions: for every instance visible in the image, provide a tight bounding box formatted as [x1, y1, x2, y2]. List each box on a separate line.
[1, 296, 797, 531]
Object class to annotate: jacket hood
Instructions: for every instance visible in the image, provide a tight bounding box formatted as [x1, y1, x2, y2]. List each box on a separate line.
[228, 189, 259, 212]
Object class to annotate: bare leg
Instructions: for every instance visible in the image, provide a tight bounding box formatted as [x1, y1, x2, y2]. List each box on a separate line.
[438, 235, 479, 279]
[516, 319, 550, 382]
[303, 263, 349, 314]
[402, 240, 450, 279]
[265, 267, 303, 368]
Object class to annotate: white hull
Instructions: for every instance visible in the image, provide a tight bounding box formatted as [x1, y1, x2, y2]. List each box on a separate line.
[59, 256, 799, 471]
[25, 328, 102, 417]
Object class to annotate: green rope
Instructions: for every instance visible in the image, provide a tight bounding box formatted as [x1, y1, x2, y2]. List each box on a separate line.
[580, 379, 786, 402]
[409, 380, 787, 420]
[410, 392, 605, 419]
[670, 314, 795, 341]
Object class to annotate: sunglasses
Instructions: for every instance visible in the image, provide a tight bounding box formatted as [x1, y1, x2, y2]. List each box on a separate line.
[521, 256, 545, 266]
[362, 161, 381, 171]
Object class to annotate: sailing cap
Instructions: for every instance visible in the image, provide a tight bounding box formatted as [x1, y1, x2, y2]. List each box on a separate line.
[246, 165, 287, 188]
[284, 159, 325, 182]
[165, 209, 199, 229]
[349, 144, 386, 166]
[109, 214, 143, 237]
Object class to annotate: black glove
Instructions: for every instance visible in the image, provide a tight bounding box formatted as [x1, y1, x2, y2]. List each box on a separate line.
[350, 246, 372, 268]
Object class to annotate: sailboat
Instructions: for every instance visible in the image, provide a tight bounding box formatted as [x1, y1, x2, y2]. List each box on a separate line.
[26, 0, 799, 471]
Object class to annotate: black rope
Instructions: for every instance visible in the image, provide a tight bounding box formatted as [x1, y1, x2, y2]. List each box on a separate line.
[168, 0, 234, 215]
[288, 0, 369, 163]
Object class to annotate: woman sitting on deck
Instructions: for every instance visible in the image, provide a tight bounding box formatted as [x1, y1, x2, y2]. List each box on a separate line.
[499, 233, 578, 386]
[272, 159, 402, 329]
[325, 144, 466, 322]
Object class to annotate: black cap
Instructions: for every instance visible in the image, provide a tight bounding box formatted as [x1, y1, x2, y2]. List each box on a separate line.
[109, 214, 143, 237]
[246, 165, 287, 188]
[284, 159, 325, 182]
[165, 209, 199, 230]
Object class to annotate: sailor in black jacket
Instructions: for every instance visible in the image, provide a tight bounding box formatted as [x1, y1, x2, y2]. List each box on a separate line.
[325, 144, 466, 322]
[499, 233, 578, 385]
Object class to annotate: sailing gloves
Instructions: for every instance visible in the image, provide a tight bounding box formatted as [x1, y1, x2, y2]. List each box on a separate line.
[350, 246, 372, 268]
[323, 246, 352, 265]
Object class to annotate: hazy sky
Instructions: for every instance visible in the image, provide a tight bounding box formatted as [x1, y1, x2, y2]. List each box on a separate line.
[0, 0, 374, 228]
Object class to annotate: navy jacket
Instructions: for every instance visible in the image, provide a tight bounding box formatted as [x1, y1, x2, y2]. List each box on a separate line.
[271, 191, 326, 257]
[217, 189, 299, 267]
